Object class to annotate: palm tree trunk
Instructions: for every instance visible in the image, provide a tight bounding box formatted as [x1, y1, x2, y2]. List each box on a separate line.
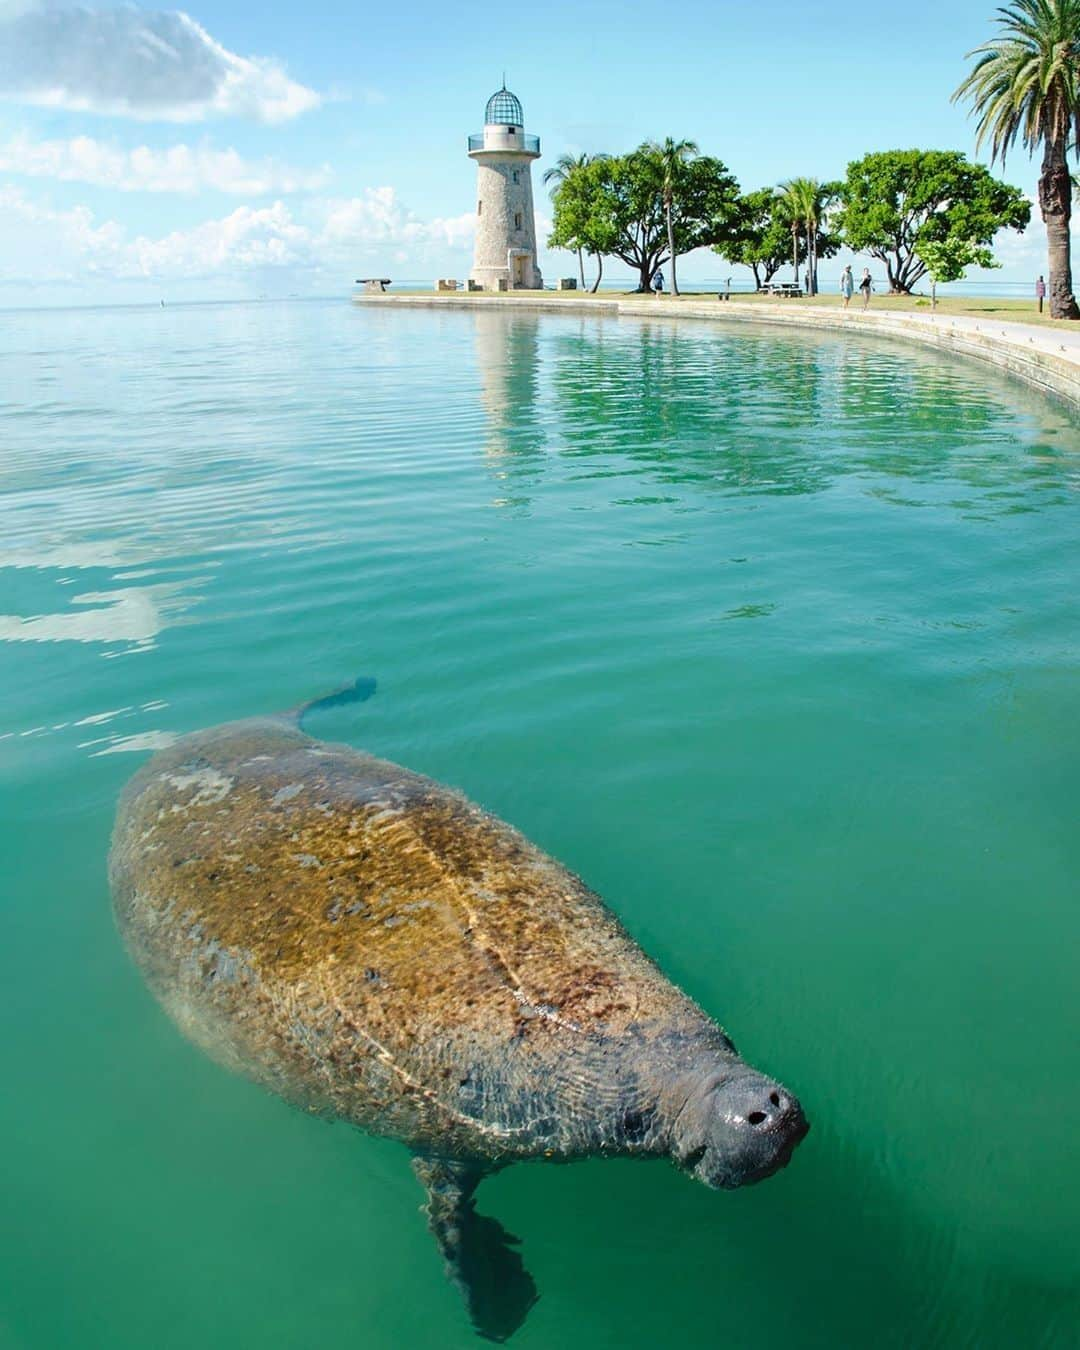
[577, 247, 586, 290]
[1039, 136, 1080, 321]
[666, 196, 679, 296]
[792, 225, 799, 285]
[591, 253, 604, 293]
[811, 227, 818, 296]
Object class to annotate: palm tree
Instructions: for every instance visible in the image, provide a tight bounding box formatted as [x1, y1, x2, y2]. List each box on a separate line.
[647, 138, 700, 296]
[776, 179, 810, 289]
[806, 182, 839, 296]
[544, 153, 591, 289]
[777, 178, 837, 295]
[954, 0, 1080, 320]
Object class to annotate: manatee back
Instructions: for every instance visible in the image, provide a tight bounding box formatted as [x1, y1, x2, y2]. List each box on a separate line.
[110, 719, 709, 1158]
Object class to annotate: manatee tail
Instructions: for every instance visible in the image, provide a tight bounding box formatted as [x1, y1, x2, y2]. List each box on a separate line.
[412, 1155, 538, 1342]
[284, 676, 377, 732]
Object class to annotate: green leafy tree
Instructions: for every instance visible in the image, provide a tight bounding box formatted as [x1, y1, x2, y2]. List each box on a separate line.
[836, 149, 1030, 294]
[917, 236, 998, 307]
[713, 188, 807, 289]
[714, 187, 841, 292]
[953, 0, 1080, 320]
[547, 157, 620, 292]
[550, 146, 740, 293]
[544, 152, 597, 289]
[644, 137, 700, 295]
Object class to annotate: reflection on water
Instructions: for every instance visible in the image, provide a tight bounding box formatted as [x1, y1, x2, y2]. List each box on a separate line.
[527, 313, 1075, 507]
[1, 300, 1079, 1349]
[0, 581, 194, 649]
[474, 310, 547, 513]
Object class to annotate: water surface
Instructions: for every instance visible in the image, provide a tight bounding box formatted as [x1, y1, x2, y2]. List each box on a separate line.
[2, 300, 1078, 1349]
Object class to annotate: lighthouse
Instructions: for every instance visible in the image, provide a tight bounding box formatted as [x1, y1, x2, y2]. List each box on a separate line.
[468, 86, 543, 291]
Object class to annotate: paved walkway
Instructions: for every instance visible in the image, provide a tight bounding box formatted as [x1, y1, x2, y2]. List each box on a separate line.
[707, 299, 1080, 359]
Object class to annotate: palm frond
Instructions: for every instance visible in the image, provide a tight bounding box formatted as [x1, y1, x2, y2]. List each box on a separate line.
[953, 0, 1080, 162]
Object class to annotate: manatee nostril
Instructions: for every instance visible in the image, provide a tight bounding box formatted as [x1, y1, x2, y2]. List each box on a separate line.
[747, 1110, 767, 1126]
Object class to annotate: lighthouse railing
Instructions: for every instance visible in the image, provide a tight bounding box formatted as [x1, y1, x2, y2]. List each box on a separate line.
[468, 132, 540, 154]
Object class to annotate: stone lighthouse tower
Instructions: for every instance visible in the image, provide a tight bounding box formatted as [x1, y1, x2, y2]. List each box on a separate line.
[468, 85, 543, 291]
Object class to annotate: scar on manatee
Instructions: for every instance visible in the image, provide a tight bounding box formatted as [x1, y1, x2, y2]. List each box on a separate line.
[512, 988, 583, 1034]
[162, 768, 235, 807]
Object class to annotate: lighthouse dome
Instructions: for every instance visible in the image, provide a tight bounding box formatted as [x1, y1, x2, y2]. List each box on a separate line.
[484, 87, 523, 127]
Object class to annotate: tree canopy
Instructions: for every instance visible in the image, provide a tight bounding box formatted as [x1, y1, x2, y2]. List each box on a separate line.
[546, 156, 621, 289]
[548, 144, 741, 293]
[645, 136, 700, 295]
[544, 152, 605, 289]
[836, 149, 1030, 293]
[712, 188, 802, 289]
[712, 187, 841, 290]
[918, 236, 997, 306]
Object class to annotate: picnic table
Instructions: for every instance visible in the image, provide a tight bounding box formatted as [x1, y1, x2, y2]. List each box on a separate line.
[760, 282, 803, 298]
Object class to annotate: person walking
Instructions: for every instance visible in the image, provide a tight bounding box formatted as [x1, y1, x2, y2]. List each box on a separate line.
[653, 268, 664, 296]
[840, 265, 855, 309]
[859, 268, 873, 310]
[1036, 275, 1046, 314]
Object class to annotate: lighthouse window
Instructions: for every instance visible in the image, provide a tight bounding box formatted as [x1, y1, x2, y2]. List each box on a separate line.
[512, 170, 519, 184]
[514, 213, 522, 230]
[477, 201, 482, 215]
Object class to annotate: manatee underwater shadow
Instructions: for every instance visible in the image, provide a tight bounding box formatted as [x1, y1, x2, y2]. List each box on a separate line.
[109, 679, 809, 1341]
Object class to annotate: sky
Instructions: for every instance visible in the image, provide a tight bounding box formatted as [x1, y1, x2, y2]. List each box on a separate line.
[0, 0, 1073, 306]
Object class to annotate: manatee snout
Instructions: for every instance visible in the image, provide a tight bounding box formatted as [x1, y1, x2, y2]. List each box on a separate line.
[674, 1068, 809, 1190]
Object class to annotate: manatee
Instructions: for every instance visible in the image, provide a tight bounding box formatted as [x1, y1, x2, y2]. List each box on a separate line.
[109, 681, 808, 1340]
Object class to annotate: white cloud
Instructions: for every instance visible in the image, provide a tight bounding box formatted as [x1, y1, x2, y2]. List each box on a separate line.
[0, 183, 477, 284]
[123, 200, 312, 276]
[321, 187, 475, 251]
[0, 131, 330, 194]
[0, 0, 320, 123]
[987, 208, 1045, 272]
[0, 184, 124, 280]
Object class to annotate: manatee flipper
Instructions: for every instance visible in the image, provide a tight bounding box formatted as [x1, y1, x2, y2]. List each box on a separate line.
[284, 676, 378, 731]
[412, 1155, 538, 1343]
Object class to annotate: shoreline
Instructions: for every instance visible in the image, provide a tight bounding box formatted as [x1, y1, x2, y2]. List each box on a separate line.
[354, 291, 1080, 410]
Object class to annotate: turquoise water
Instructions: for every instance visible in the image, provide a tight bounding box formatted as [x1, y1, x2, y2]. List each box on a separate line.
[2, 300, 1079, 1349]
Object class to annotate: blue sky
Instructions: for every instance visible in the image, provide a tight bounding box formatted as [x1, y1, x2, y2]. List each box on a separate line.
[0, 0, 1070, 304]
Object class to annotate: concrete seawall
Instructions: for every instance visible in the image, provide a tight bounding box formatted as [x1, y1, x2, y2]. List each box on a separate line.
[354, 293, 1080, 410]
